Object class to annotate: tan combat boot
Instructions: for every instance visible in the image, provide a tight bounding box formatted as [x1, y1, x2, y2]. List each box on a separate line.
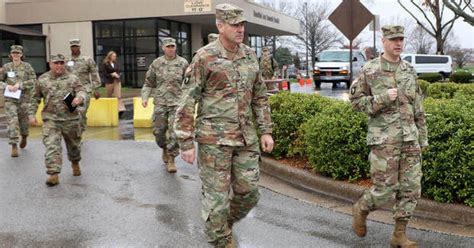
[46, 174, 59, 186]
[167, 157, 177, 173]
[162, 149, 169, 164]
[20, 135, 28, 149]
[11, 144, 19, 157]
[390, 220, 418, 248]
[224, 235, 235, 248]
[72, 161, 81, 176]
[352, 199, 369, 237]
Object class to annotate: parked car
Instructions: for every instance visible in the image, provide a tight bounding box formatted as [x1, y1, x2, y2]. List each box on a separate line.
[401, 54, 452, 80]
[313, 49, 366, 88]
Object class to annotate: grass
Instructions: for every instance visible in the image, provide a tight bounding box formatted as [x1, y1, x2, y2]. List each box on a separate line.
[454, 66, 474, 74]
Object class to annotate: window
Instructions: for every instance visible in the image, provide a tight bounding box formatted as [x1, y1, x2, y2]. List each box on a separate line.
[403, 56, 412, 63]
[415, 56, 449, 64]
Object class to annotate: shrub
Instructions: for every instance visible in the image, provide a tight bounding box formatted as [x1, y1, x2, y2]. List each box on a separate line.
[417, 79, 430, 97]
[301, 100, 369, 181]
[418, 73, 443, 83]
[427, 82, 474, 99]
[449, 71, 473, 84]
[269, 92, 331, 158]
[422, 96, 474, 206]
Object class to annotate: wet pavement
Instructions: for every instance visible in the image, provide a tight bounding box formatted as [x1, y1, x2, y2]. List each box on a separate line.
[1, 140, 473, 248]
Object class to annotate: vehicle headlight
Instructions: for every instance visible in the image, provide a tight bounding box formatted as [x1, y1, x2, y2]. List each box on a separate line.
[341, 66, 348, 70]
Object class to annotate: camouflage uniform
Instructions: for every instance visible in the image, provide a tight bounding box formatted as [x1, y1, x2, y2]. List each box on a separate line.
[0, 45, 36, 145]
[29, 54, 87, 175]
[259, 47, 279, 80]
[174, 4, 272, 247]
[141, 38, 189, 158]
[349, 26, 428, 221]
[208, 33, 219, 43]
[66, 39, 101, 132]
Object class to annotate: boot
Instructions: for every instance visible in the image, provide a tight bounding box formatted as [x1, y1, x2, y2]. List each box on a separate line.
[20, 135, 28, 149]
[390, 220, 418, 248]
[72, 161, 81, 176]
[11, 144, 19, 157]
[46, 174, 59, 186]
[162, 149, 169, 164]
[167, 157, 177, 173]
[352, 199, 369, 237]
[224, 237, 235, 248]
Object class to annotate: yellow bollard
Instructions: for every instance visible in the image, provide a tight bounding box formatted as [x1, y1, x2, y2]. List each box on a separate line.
[133, 97, 154, 128]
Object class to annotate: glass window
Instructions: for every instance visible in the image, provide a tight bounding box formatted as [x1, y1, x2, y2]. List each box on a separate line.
[25, 57, 47, 73]
[403, 56, 412, 63]
[159, 20, 170, 37]
[95, 21, 123, 38]
[415, 56, 449, 64]
[124, 19, 155, 37]
[125, 37, 156, 54]
[170, 22, 179, 39]
[22, 39, 46, 56]
[96, 38, 123, 55]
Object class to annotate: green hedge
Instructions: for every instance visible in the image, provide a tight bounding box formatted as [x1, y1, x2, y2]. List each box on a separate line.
[417, 79, 430, 96]
[427, 83, 474, 99]
[269, 92, 473, 207]
[419, 73, 443, 83]
[449, 71, 473, 84]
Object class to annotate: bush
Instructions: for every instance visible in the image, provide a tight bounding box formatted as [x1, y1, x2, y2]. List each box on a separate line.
[269, 92, 332, 158]
[417, 79, 430, 97]
[418, 73, 443, 83]
[422, 95, 474, 207]
[427, 82, 474, 99]
[301, 101, 369, 181]
[449, 71, 473, 84]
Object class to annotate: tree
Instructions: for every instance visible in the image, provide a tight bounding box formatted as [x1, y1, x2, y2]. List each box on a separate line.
[398, 0, 468, 54]
[274, 47, 294, 67]
[293, 52, 301, 69]
[449, 47, 473, 68]
[407, 25, 435, 54]
[442, 0, 473, 25]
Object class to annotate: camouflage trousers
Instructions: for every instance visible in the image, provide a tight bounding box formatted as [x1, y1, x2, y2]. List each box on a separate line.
[4, 100, 29, 145]
[77, 93, 91, 133]
[152, 105, 179, 157]
[198, 143, 261, 247]
[359, 141, 422, 220]
[42, 120, 82, 175]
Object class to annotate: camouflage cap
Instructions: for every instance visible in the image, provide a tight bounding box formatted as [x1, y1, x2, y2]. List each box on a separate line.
[69, 38, 81, 47]
[10, 45, 23, 53]
[216, 3, 246, 24]
[208, 33, 219, 42]
[381, 25, 405, 39]
[50, 54, 66, 63]
[162, 37, 176, 47]
[262, 47, 270, 52]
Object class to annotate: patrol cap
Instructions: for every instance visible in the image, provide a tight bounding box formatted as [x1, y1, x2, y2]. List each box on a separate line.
[381, 25, 405, 39]
[162, 37, 176, 47]
[208, 33, 219, 42]
[10, 45, 23, 53]
[262, 47, 270, 52]
[69, 38, 81, 47]
[50, 54, 66, 63]
[216, 3, 246, 24]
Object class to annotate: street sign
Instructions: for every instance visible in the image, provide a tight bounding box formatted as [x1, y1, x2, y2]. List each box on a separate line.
[328, 0, 374, 40]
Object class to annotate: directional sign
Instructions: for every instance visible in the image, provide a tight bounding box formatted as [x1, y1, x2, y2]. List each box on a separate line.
[328, 0, 373, 41]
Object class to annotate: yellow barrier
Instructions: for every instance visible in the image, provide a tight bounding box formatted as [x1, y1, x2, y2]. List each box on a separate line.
[133, 97, 154, 128]
[35, 98, 118, 127]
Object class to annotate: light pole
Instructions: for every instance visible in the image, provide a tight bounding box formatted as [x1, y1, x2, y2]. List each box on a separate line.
[305, 1, 309, 78]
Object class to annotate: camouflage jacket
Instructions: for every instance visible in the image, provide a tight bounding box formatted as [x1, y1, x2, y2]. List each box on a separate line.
[349, 56, 428, 147]
[29, 71, 87, 121]
[174, 39, 273, 151]
[0, 61, 36, 103]
[259, 55, 279, 80]
[141, 55, 189, 106]
[66, 55, 101, 94]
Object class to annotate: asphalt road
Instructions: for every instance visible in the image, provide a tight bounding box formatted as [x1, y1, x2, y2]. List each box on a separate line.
[1, 139, 473, 248]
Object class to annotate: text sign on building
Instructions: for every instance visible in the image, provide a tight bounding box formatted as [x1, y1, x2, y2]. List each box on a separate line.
[137, 56, 146, 68]
[184, 0, 212, 13]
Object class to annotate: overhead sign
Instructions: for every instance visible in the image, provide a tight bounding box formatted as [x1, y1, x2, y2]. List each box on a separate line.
[328, 0, 373, 41]
[184, 0, 212, 13]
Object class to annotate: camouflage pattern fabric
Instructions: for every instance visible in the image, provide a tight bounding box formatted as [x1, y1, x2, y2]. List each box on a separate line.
[198, 143, 260, 246]
[259, 55, 279, 80]
[65, 55, 101, 131]
[359, 142, 422, 220]
[382, 25, 405, 39]
[349, 55, 428, 220]
[42, 119, 82, 175]
[174, 38, 272, 246]
[0, 61, 36, 144]
[208, 33, 219, 43]
[141, 55, 188, 155]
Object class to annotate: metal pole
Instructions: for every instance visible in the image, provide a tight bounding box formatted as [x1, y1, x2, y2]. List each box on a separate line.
[305, 2, 309, 78]
[373, 16, 376, 58]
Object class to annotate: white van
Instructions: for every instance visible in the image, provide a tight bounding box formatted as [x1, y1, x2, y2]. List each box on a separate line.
[401, 54, 452, 79]
[313, 49, 366, 89]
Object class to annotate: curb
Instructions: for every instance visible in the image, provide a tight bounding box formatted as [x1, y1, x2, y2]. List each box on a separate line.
[261, 156, 474, 226]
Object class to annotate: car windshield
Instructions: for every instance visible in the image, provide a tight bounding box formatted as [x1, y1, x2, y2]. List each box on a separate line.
[318, 51, 349, 62]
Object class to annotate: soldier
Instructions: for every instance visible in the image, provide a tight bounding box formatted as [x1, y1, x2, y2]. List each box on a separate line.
[349, 25, 428, 248]
[66, 39, 101, 132]
[141, 37, 189, 173]
[28, 54, 87, 186]
[0, 45, 36, 157]
[208, 33, 219, 43]
[174, 4, 274, 247]
[259, 46, 279, 80]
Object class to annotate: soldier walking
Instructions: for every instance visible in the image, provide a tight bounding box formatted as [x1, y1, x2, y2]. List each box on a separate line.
[349, 25, 428, 248]
[259, 46, 279, 80]
[141, 37, 189, 173]
[66, 39, 101, 132]
[28, 54, 87, 186]
[174, 4, 274, 247]
[0, 45, 36, 157]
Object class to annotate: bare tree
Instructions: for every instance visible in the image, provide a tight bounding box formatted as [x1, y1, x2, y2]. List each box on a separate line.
[258, 0, 294, 53]
[407, 25, 435, 54]
[442, 0, 474, 25]
[398, 0, 468, 54]
[450, 47, 473, 68]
